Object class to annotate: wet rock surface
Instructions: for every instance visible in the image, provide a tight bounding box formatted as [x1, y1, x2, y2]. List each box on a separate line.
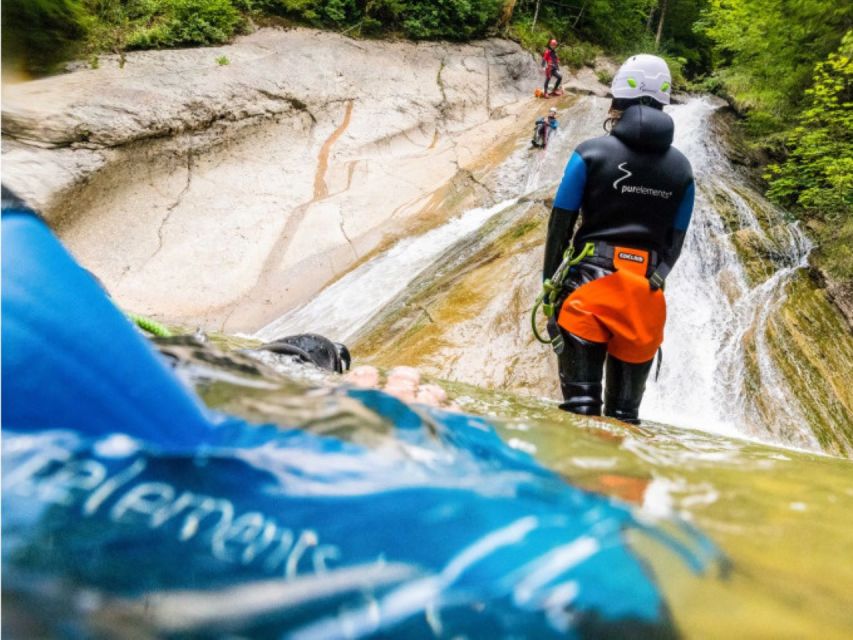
[2, 28, 570, 333]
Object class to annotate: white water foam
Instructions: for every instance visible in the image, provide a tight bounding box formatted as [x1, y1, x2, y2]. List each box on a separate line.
[255, 198, 519, 344]
[642, 97, 815, 446]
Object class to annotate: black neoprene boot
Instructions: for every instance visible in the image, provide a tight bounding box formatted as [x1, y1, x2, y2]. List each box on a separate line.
[603, 355, 654, 424]
[557, 332, 607, 415]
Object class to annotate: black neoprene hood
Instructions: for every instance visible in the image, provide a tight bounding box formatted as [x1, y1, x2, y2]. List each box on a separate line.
[611, 105, 674, 152]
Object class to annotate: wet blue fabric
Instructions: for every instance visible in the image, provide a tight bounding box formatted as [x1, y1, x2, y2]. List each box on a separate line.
[674, 181, 695, 231]
[2, 209, 215, 450]
[2, 211, 717, 638]
[553, 151, 586, 212]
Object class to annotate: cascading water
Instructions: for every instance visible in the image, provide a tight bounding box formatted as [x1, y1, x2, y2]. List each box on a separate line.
[643, 98, 817, 449]
[7, 86, 853, 640]
[253, 96, 608, 344]
[254, 95, 824, 452]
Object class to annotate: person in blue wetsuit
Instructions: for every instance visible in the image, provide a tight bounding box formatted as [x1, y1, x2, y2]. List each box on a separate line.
[532, 106, 559, 148]
[543, 55, 695, 424]
[2, 186, 717, 638]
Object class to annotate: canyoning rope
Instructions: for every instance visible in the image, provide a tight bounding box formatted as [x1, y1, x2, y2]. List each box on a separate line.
[531, 241, 595, 345]
[127, 312, 173, 338]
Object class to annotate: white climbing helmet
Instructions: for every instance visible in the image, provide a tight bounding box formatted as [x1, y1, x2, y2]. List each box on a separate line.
[549, 106, 557, 115]
[611, 54, 672, 105]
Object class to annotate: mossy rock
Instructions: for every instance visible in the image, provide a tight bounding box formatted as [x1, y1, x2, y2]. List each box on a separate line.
[764, 271, 853, 456]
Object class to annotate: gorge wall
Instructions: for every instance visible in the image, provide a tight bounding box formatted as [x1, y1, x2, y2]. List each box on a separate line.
[3, 28, 611, 333]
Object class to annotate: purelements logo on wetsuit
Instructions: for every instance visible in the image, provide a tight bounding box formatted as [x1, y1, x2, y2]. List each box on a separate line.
[613, 163, 673, 199]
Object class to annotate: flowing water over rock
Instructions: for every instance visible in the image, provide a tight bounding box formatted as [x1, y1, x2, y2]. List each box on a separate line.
[5, 44, 853, 634]
[269, 95, 851, 455]
[642, 99, 815, 444]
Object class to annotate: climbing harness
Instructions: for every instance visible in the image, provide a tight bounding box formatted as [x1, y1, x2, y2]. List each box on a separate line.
[531, 241, 595, 346]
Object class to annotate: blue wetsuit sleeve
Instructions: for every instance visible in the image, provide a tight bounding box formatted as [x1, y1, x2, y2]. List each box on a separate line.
[553, 152, 586, 212]
[2, 209, 216, 450]
[674, 181, 695, 231]
[654, 180, 696, 287]
[543, 152, 586, 279]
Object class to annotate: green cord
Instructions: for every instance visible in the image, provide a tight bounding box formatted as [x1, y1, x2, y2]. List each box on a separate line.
[127, 312, 173, 338]
[531, 294, 552, 344]
[531, 242, 595, 345]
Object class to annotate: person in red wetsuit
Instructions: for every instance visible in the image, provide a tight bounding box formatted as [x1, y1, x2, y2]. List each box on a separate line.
[542, 39, 562, 96]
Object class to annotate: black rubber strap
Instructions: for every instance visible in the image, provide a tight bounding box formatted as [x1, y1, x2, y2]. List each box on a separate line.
[649, 262, 671, 291]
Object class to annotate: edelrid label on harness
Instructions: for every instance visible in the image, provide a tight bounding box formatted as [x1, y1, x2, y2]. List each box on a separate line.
[618, 251, 645, 263]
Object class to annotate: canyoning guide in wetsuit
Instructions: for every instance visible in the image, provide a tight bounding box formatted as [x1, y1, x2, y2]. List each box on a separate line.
[542, 55, 694, 423]
[542, 39, 562, 96]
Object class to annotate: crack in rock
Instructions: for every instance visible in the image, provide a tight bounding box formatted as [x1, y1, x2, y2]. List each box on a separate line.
[148, 150, 193, 263]
[417, 304, 435, 324]
[482, 46, 492, 116]
[339, 211, 358, 259]
[436, 58, 451, 127]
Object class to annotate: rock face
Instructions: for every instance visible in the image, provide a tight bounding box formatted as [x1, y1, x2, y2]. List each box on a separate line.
[2, 28, 548, 332]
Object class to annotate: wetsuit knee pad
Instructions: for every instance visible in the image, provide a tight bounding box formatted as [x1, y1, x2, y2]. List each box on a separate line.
[604, 356, 654, 424]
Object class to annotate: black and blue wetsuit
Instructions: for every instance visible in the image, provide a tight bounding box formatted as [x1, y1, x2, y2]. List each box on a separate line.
[543, 103, 695, 422]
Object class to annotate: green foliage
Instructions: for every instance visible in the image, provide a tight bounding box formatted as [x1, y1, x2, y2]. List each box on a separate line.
[766, 33, 853, 222]
[253, 0, 320, 22]
[125, 0, 242, 48]
[763, 32, 853, 281]
[696, 0, 851, 121]
[216, 54, 230, 64]
[596, 69, 614, 85]
[256, 0, 503, 38]
[508, 16, 600, 70]
[75, 0, 245, 52]
[4, 0, 509, 70]
[395, 0, 503, 40]
[580, 0, 657, 52]
[657, 0, 712, 75]
[2, 0, 88, 74]
[508, 0, 706, 84]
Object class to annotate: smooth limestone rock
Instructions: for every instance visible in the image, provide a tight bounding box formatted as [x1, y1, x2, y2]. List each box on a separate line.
[1, 28, 571, 333]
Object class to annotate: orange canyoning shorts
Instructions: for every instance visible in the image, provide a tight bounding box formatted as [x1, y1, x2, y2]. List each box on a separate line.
[557, 247, 665, 364]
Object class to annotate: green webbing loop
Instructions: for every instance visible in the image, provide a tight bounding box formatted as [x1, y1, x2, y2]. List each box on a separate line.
[531, 242, 595, 345]
[127, 312, 173, 338]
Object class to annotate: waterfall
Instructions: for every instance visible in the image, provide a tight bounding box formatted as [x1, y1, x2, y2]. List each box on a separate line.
[643, 98, 816, 448]
[254, 95, 822, 450]
[253, 197, 521, 344]
[253, 97, 608, 345]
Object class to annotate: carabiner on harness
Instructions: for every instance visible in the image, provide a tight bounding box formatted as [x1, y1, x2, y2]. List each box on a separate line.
[531, 242, 595, 345]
